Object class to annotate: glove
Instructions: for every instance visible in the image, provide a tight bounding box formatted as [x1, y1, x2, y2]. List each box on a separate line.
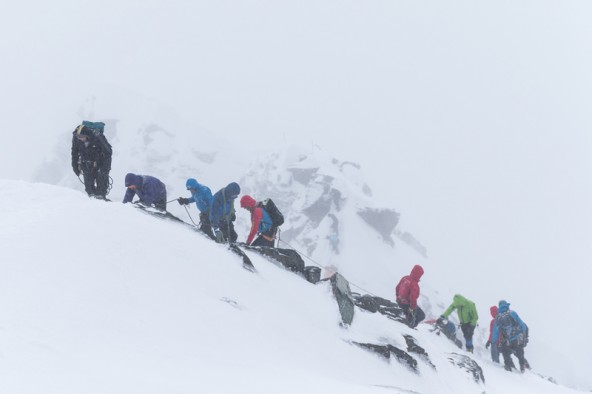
[230, 212, 236, 221]
[485, 340, 491, 349]
[177, 197, 190, 205]
[215, 229, 225, 244]
[436, 315, 446, 326]
[73, 167, 81, 176]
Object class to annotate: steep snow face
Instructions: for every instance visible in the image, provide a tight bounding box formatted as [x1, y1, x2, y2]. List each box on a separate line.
[34, 115, 428, 301]
[0, 180, 582, 394]
[31, 112, 590, 390]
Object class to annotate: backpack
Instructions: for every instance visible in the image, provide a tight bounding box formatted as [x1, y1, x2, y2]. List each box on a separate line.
[260, 198, 284, 227]
[496, 311, 525, 346]
[82, 121, 105, 135]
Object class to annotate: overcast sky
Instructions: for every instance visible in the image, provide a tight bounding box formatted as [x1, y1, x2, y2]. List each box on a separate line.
[1, 1, 592, 386]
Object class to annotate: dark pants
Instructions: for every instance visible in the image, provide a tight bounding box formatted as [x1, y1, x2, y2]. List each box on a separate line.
[81, 160, 110, 198]
[252, 236, 275, 247]
[501, 342, 528, 371]
[399, 304, 425, 328]
[151, 191, 167, 212]
[460, 323, 475, 351]
[199, 212, 215, 240]
[219, 219, 237, 243]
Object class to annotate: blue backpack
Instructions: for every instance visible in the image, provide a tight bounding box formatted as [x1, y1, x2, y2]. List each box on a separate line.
[497, 311, 526, 346]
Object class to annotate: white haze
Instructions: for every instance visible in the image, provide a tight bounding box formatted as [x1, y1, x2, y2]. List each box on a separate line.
[1, 0, 591, 390]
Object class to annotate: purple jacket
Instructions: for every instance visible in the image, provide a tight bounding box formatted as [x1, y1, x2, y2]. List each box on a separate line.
[123, 175, 167, 206]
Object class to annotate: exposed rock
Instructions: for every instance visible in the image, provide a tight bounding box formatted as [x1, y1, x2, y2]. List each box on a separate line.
[397, 231, 428, 258]
[447, 353, 485, 384]
[403, 335, 436, 369]
[357, 207, 400, 246]
[353, 342, 418, 372]
[287, 167, 319, 185]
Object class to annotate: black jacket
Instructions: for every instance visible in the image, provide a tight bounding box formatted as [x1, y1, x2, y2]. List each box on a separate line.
[71, 131, 112, 172]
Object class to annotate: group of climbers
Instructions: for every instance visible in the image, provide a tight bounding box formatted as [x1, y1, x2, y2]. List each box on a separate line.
[395, 265, 530, 373]
[71, 121, 283, 247]
[72, 121, 530, 373]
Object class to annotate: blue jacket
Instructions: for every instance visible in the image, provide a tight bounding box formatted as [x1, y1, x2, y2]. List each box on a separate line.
[123, 175, 167, 205]
[186, 178, 213, 213]
[209, 182, 240, 229]
[492, 301, 527, 344]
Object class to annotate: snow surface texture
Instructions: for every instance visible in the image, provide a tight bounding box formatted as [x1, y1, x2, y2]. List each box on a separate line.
[0, 180, 585, 394]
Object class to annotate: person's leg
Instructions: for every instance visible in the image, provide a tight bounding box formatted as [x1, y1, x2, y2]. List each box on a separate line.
[95, 157, 111, 198]
[413, 306, 425, 327]
[461, 323, 475, 352]
[500, 344, 515, 371]
[82, 169, 97, 196]
[513, 345, 528, 372]
[491, 342, 500, 363]
[252, 236, 274, 247]
[228, 221, 238, 243]
[153, 198, 167, 211]
[220, 220, 232, 243]
[199, 212, 215, 240]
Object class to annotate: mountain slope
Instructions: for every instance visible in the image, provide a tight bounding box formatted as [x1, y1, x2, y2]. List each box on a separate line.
[0, 180, 582, 394]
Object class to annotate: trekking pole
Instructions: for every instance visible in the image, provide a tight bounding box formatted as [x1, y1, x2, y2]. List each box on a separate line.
[276, 228, 281, 248]
[167, 198, 178, 203]
[183, 205, 198, 226]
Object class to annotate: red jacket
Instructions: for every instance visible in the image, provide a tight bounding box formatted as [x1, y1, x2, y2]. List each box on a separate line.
[395, 265, 424, 309]
[488, 305, 498, 342]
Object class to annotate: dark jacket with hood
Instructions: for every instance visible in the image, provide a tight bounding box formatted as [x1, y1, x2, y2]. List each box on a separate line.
[395, 265, 424, 309]
[71, 125, 112, 173]
[209, 182, 241, 230]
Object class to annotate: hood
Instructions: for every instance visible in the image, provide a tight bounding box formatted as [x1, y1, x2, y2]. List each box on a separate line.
[224, 182, 241, 199]
[240, 195, 257, 209]
[410, 264, 424, 281]
[498, 300, 510, 313]
[453, 294, 470, 305]
[125, 173, 142, 188]
[186, 178, 201, 190]
[490, 305, 498, 318]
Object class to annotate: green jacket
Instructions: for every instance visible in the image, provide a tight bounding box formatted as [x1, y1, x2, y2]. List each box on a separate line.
[442, 294, 478, 325]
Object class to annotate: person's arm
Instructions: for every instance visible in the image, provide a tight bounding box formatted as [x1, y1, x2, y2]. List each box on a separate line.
[492, 320, 500, 344]
[488, 319, 494, 341]
[470, 306, 479, 325]
[71, 137, 80, 174]
[246, 208, 262, 245]
[123, 188, 135, 204]
[442, 301, 457, 318]
[97, 134, 112, 157]
[409, 283, 419, 309]
[511, 311, 527, 332]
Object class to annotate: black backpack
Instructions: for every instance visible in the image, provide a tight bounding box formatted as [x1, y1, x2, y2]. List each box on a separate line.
[260, 198, 284, 227]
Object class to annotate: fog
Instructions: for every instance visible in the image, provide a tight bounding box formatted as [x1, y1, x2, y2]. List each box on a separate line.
[1, 0, 591, 388]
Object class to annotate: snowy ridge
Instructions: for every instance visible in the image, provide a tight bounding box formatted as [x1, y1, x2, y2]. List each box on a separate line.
[0, 180, 582, 394]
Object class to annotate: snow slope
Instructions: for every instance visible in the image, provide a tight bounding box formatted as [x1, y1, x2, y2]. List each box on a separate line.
[0, 180, 583, 394]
